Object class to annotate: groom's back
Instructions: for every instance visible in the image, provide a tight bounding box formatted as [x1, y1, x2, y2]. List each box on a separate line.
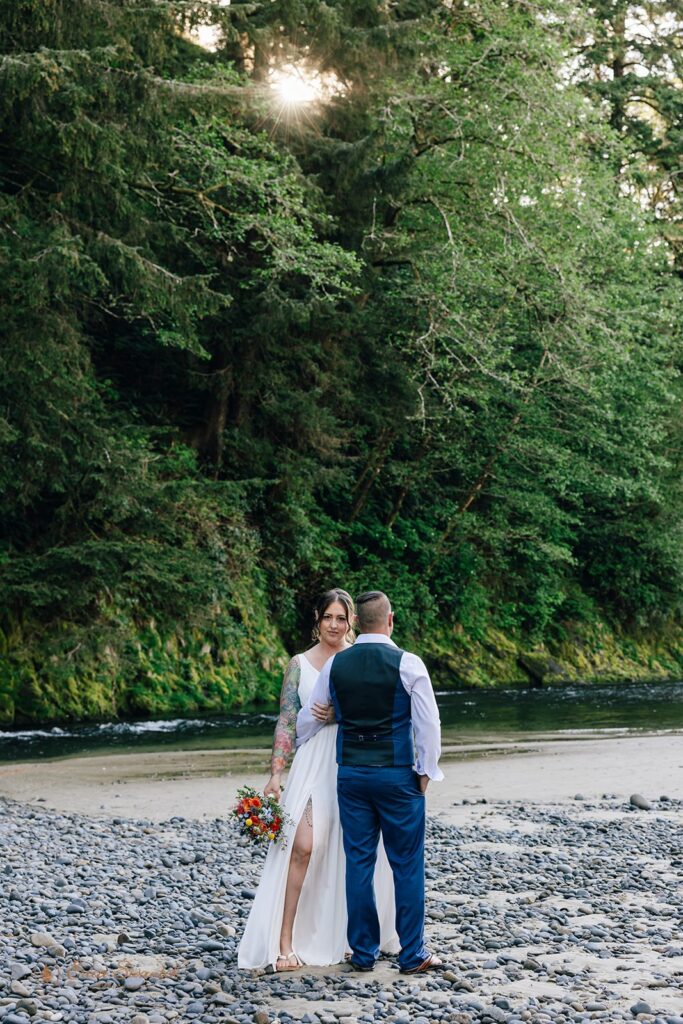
[329, 642, 413, 768]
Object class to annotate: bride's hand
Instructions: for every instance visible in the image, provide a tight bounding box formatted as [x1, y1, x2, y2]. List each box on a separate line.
[264, 774, 282, 800]
[312, 702, 336, 725]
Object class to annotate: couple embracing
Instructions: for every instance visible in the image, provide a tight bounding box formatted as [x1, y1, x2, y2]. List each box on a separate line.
[238, 588, 444, 975]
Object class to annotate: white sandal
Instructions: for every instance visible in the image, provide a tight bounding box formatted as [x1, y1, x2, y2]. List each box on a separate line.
[275, 950, 302, 972]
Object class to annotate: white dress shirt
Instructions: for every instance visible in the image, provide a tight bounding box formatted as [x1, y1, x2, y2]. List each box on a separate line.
[296, 633, 444, 781]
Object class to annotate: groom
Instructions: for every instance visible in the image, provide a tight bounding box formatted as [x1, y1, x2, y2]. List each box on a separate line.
[297, 590, 444, 974]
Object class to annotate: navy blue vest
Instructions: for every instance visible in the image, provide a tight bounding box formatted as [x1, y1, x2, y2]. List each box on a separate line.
[329, 641, 413, 767]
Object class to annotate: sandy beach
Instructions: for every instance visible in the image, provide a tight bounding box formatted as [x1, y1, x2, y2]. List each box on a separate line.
[0, 731, 680, 821]
[1, 733, 682, 1023]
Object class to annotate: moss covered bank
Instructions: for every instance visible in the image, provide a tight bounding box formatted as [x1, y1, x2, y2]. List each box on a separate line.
[1, 608, 682, 727]
[425, 621, 683, 690]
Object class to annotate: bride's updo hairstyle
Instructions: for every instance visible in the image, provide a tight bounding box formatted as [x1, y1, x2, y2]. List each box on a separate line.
[311, 588, 356, 644]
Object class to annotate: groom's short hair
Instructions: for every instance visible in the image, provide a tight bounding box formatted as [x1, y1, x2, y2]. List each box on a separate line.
[355, 591, 391, 630]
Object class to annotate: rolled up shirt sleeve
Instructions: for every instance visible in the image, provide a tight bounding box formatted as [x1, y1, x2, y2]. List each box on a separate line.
[400, 652, 444, 781]
[296, 658, 333, 747]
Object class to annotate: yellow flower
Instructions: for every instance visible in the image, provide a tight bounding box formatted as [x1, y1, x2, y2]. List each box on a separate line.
[267, 831, 275, 840]
[245, 817, 253, 826]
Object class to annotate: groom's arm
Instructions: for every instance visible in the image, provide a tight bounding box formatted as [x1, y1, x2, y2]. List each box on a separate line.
[295, 658, 333, 746]
[400, 652, 445, 786]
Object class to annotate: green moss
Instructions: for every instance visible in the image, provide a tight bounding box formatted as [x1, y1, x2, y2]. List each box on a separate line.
[2, 598, 682, 726]
[423, 624, 527, 688]
[1, 583, 287, 725]
[423, 619, 683, 690]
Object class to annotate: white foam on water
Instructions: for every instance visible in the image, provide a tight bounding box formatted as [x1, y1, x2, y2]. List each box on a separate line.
[556, 727, 627, 734]
[0, 712, 279, 746]
[556, 726, 679, 736]
[0, 727, 73, 740]
[95, 719, 209, 735]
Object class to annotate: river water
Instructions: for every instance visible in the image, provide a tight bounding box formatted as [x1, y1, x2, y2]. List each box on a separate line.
[1, 679, 682, 763]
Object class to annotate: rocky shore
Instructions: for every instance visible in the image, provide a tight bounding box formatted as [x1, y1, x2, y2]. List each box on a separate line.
[1, 794, 682, 1024]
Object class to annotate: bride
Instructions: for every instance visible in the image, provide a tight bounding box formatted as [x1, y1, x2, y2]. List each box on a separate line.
[237, 588, 398, 971]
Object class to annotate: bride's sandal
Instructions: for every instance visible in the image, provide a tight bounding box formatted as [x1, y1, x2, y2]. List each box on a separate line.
[275, 951, 302, 972]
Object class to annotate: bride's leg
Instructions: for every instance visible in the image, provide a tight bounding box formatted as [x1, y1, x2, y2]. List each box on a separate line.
[278, 798, 313, 964]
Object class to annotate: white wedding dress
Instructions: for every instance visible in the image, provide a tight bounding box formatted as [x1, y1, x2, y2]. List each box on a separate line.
[238, 653, 399, 968]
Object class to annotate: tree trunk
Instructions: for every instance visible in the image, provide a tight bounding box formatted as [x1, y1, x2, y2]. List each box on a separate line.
[192, 345, 234, 470]
[349, 428, 395, 522]
[386, 436, 430, 529]
[610, 7, 627, 133]
[427, 349, 548, 571]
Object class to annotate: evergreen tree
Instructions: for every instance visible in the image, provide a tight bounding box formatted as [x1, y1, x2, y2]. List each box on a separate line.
[0, 0, 357, 721]
[0, 0, 681, 723]
[573, 1, 683, 265]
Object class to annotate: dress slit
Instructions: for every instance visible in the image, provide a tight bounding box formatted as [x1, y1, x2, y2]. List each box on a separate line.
[291, 792, 321, 952]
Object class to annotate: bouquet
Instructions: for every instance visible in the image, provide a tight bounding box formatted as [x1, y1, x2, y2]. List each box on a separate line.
[231, 785, 290, 847]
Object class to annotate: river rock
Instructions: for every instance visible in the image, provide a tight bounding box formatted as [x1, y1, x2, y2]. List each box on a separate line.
[123, 977, 146, 991]
[29, 932, 65, 957]
[211, 993, 233, 1005]
[630, 794, 652, 810]
[517, 653, 570, 686]
[17, 1002, 39, 1019]
[2, 794, 683, 1024]
[483, 1008, 507, 1023]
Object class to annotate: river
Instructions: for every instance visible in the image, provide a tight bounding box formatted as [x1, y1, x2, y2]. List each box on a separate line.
[1, 678, 682, 763]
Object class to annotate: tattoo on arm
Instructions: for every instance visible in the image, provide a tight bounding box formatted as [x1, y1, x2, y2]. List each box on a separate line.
[271, 657, 301, 775]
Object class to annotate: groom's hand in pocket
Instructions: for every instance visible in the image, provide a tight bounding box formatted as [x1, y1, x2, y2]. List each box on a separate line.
[417, 774, 429, 794]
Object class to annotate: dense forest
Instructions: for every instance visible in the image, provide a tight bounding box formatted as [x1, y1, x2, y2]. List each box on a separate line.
[1, 0, 682, 725]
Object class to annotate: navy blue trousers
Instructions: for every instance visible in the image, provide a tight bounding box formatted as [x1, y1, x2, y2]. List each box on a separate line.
[337, 764, 428, 971]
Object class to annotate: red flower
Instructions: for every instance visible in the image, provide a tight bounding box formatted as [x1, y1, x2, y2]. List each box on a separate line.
[232, 785, 290, 848]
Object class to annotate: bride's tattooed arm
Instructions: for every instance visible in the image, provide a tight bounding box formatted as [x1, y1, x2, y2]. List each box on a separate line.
[270, 657, 302, 776]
